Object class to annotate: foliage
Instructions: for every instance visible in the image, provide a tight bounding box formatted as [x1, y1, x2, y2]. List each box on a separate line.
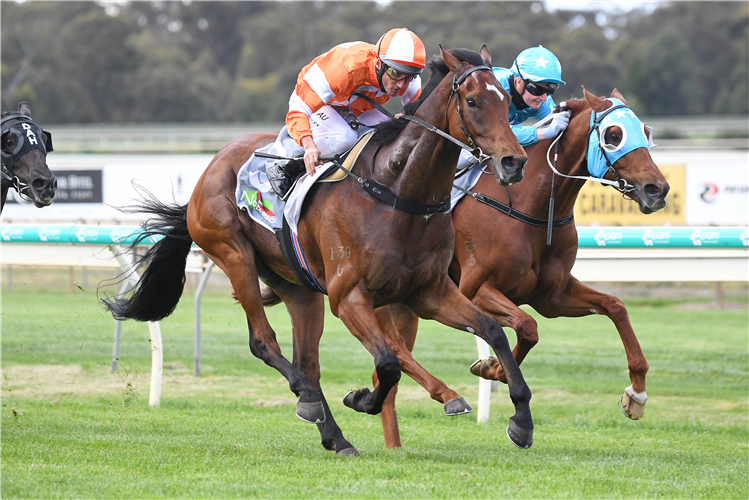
[1, 1, 747, 121]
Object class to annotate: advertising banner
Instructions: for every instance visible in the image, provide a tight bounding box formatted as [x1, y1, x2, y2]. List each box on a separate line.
[685, 163, 749, 226]
[574, 164, 686, 225]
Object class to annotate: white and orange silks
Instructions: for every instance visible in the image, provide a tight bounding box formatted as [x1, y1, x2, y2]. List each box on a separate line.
[286, 41, 422, 156]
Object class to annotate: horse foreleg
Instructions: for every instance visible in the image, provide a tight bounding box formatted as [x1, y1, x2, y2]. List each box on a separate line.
[336, 289, 402, 416]
[272, 280, 359, 456]
[374, 303, 470, 449]
[408, 277, 533, 449]
[530, 276, 649, 420]
[468, 283, 539, 383]
[376, 304, 467, 407]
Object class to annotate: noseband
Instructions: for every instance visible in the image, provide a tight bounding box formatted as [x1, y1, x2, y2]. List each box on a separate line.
[1, 113, 53, 198]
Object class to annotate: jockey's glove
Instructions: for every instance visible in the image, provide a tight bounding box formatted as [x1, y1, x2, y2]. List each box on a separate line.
[545, 110, 571, 138]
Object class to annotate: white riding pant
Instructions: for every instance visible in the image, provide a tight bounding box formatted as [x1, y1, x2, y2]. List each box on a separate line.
[457, 149, 480, 171]
[308, 106, 389, 156]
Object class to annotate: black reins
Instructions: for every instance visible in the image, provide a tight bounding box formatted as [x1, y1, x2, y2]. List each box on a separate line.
[339, 63, 492, 215]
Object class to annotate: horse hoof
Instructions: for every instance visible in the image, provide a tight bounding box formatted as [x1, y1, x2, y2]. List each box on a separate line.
[337, 447, 360, 457]
[296, 401, 326, 424]
[506, 417, 533, 449]
[469, 357, 499, 379]
[444, 397, 473, 416]
[343, 388, 371, 412]
[620, 391, 646, 420]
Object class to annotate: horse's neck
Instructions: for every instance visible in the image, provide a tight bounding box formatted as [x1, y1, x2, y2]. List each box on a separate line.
[502, 110, 591, 218]
[376, 87, 462, 205]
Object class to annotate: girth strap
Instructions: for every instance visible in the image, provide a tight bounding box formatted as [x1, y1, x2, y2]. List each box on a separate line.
[332, 155, 451, 215]
[452, 183, 574, 227]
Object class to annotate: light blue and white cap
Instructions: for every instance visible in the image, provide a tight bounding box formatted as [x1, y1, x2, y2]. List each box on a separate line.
[511, 45, 565, 85]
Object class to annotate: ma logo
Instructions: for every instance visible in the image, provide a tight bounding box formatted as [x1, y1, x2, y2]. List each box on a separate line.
[700, 183, 719, 203]
[740, 229, 749, 247]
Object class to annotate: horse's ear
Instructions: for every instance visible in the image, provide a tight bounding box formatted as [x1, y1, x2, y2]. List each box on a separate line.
[611, 88, 629, 106]
[42, 130, 54, 153]
[583, 86, 608, 113]
[440, 44, 463, 74]
[18, 102, 32, 117]
[479, 44, 492, 66]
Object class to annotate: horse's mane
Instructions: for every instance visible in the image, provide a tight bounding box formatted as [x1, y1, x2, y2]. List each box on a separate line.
[373, 48, 486, 147]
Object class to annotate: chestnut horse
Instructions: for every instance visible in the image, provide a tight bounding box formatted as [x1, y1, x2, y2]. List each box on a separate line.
[1, 102, 56, 212]
[105, 47, 535, 455]
[377, 89, 669, 448]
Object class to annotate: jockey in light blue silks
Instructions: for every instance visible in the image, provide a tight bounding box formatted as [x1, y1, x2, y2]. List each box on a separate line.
[456, 45, 571, 171]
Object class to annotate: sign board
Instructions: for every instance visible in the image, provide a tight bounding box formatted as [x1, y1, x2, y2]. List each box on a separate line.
[574, 164, 686, 225]
[685, 163, 749, 226]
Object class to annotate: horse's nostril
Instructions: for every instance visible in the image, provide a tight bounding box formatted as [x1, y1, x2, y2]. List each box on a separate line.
[644, 183, 662, 199]
[32, 178, 47, 190]
[501, 156, 518, 170]
[52, 178, 58, 189]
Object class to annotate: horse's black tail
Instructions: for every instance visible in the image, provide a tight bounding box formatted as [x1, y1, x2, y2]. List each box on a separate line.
[102, 196, 193, 322]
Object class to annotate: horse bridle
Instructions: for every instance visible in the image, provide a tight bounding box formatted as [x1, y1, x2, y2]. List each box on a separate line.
[1, 113, 53, 199]
[546, 104, 636, 194]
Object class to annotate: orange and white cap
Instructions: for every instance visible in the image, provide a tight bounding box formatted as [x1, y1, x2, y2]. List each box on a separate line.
[376, 28, 426, 75]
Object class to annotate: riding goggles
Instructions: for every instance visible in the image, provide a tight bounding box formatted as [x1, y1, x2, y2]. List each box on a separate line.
[385, 66, 416, 82]
[524, 80, 558, 96]
[513, 58, 559, 96]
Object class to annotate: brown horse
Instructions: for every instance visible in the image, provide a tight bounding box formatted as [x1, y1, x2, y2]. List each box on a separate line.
[1, 102, 56, 212]
[104, 47, 535, 455]
[376, 88, 669, 448]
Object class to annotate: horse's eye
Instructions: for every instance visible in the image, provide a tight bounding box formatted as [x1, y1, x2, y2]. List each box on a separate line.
[466, 98, 477, 108]
[605, 128, 622, 146]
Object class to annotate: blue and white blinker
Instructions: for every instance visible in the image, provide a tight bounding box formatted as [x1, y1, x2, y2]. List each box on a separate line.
[587, 98, 653, 179]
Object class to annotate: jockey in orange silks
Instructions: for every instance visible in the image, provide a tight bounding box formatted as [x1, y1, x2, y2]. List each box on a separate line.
[267, 28, 426, 197]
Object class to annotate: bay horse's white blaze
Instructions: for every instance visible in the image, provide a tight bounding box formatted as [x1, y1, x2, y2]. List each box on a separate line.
[485, 83, 504, 101]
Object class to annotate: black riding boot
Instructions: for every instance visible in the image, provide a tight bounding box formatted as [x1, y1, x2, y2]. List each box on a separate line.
[267, 158, 304, 199]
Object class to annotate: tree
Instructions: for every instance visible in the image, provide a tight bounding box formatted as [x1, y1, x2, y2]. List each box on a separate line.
[625, 31, 701, 115]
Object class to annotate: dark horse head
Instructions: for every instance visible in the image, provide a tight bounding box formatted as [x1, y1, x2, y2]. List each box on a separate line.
[376, 45, 527, 186]
[1, 102, 56, 211]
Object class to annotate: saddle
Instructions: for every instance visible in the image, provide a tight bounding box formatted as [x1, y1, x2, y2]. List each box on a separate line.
[236, 129, 376, 294]
[275, 130, 376, 294]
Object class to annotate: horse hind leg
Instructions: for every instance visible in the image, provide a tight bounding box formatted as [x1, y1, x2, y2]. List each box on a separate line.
[200, 236, 325, 425]
[531, 276, 649, 420]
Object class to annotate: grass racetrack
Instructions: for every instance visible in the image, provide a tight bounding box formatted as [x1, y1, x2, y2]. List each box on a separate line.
[2, 268, 747, 498]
